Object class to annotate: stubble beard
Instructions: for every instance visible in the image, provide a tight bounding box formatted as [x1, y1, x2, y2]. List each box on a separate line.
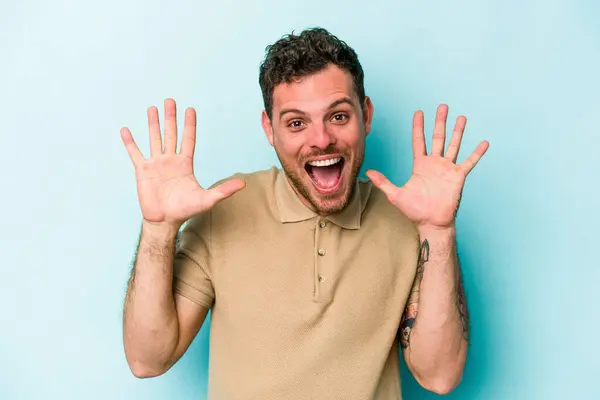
[275, 142, 365, 216]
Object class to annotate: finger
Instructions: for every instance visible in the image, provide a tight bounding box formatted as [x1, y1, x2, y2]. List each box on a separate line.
[445, 115, 466, 163]
[412, 110, 426, 158]
[180, 108, 197, 158]
[163, 98, 178, 154]
[459, 141, 489, 174]
[365, 169, 398, 201]
[204, 179, 246, 208]
[431, 104, 448, 156]
[120, 127, 145, 166]
[147, 106, 162, 156]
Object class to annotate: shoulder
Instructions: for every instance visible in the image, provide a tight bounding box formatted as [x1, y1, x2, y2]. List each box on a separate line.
[211, 166, 279, 212]
[185, 166, 280, 232]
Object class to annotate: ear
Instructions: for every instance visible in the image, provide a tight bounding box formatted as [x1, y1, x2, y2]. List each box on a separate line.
[362, 96, 374, 136]
[261, 110, 275, 147]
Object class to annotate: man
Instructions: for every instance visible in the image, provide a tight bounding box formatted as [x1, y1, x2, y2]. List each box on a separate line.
[121, 27, 488, 399]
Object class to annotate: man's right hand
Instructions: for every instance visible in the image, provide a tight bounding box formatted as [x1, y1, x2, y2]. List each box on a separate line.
[120, 98, 246, 231]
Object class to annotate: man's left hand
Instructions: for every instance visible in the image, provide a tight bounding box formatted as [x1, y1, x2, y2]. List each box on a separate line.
[366, 104, 489, 231]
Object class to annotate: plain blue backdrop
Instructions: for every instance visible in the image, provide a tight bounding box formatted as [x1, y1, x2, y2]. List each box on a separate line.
[1, 0, 598, 399]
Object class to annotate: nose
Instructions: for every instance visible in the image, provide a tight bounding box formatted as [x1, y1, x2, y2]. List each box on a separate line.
[308, 123, 336, 150]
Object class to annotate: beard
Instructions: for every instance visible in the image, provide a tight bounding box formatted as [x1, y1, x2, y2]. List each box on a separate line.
[274, 140, 365, 215]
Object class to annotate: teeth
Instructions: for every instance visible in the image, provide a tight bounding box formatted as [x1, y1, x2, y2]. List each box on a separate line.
[308, 157, 342, 167]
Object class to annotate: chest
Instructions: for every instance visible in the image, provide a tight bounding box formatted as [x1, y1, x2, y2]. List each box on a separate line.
[211, 218, 418, 332]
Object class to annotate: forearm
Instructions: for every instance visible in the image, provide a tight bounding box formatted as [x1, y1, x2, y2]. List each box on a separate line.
[123, 221, 181, 376]
[402, 226, 468, 393]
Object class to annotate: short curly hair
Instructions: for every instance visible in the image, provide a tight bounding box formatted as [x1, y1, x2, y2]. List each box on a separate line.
[258, 27, 365, 120]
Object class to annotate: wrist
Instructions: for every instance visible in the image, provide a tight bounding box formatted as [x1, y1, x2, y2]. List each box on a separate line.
[416, 224, 457, 262]
[141, 219, 181, 242]
[416, 223, 456, 238]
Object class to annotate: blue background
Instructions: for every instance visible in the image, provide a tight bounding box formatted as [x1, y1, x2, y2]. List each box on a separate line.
[1, 0, 598, 399]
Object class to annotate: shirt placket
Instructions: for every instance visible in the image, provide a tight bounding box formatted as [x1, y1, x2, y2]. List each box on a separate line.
[313, 217, 332, 303]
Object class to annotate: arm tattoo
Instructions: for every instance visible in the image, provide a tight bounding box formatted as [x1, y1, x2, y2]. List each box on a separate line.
[400, 239, 429, 349]
[457, 270, 469, 341]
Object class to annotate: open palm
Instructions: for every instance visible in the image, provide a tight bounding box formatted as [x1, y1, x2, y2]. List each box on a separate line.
[121, 99, 245, 227]
[366, 104, 489, 230]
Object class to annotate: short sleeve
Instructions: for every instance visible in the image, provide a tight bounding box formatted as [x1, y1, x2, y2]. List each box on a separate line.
[173, 210, 215, 309]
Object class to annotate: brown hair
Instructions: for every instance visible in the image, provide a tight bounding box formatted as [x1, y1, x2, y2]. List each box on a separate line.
[258, 27, 366, 119]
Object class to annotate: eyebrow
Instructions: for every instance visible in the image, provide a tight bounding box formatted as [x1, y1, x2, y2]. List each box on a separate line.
[278, 97, 355, 119]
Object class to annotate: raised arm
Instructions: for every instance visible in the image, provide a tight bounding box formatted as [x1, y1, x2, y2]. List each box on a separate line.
[123, 221, 209, 378]
[120, 99, 245, 377]
[398, 227, 468, 394]
[367, 104, 488, 394]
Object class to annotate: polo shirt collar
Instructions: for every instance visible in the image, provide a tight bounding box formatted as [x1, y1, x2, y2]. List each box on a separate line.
[275, 169, 371, 230]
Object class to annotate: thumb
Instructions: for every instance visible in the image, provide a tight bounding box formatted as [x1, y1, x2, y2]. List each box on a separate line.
[365, 170, 398, 200]
[203, 178, 246, 209]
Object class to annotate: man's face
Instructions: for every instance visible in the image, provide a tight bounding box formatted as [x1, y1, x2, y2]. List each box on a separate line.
[262, 64, 374, 215]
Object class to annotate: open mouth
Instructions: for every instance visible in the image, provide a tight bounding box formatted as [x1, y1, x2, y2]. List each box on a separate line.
[304, 157, 345, 194]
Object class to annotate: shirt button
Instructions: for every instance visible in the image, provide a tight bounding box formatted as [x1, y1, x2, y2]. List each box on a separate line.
[318, 248, 326, 256]
[319, 220, 327, 228]
[318, 275, 325, 282]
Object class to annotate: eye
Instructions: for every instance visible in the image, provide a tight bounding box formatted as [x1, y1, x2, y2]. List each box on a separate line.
[331, 113, 349, 123]
[288, 120, 305, 130]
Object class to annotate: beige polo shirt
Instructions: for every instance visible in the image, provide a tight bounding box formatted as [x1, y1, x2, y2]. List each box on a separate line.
[173, 166, 420, 400]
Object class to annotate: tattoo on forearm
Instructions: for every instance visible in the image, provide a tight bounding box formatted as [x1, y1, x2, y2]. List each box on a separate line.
[457, 271, 469, 341]
[400, 239, 429, 349]
[416, 240, 428, 281]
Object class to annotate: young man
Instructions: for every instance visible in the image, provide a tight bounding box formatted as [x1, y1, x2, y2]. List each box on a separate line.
[121, 27, 488, 399]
